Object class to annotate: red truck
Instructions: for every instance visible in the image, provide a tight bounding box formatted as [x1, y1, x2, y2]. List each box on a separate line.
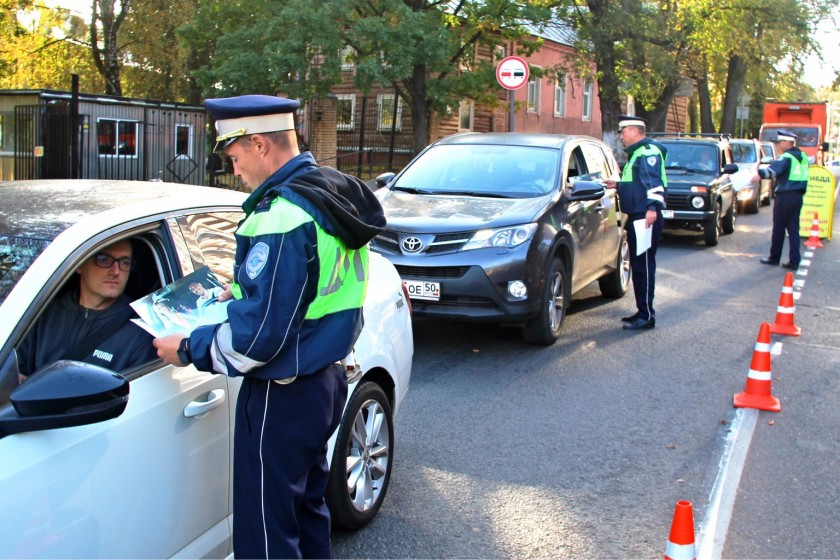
[759, 101, 828, 164]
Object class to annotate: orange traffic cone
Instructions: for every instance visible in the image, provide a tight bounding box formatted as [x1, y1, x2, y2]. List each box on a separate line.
[734, 323, 781, 412]
[769, 272, 801, 336]
[803, 211, 824, 248]
[664, 500, 696, 560]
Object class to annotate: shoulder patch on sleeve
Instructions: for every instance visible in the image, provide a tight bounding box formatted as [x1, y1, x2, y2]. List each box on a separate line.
[246, 242, 270, 279]
[646, 155, 659, 167]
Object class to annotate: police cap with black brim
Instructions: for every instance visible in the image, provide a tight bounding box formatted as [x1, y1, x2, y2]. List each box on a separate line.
[775, 129, 797, 144]
[205, 95, 301, 152]
[616, 114, 647, 132]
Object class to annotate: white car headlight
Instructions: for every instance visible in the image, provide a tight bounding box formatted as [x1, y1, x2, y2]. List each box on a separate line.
[462, 224, 538, 250]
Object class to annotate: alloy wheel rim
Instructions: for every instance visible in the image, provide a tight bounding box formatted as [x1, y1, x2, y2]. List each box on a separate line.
[346, 399, 390, 513]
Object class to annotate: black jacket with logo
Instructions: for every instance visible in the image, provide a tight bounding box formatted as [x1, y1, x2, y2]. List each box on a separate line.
[18, 290, 157, 376]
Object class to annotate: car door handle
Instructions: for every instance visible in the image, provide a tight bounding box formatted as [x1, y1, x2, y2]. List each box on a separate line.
[184, 389, 226, 418]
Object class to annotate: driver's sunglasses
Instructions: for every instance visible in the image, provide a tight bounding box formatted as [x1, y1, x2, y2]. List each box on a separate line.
[93, 253, 135, 272]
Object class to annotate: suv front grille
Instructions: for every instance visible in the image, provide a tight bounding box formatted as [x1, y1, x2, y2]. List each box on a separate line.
[371, 230, 472, 255]
[666, 192, 692, 210]
[394, 265, 470, 279]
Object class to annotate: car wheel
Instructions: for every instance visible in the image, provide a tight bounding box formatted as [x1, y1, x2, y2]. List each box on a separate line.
[599, 232, 630, 298]
[722, 198, 736, 235]
[522, 257, 567, 345]
[704, 201, 721, 246]
[746, 188, 760, 214]
[327, 381, 394, 530]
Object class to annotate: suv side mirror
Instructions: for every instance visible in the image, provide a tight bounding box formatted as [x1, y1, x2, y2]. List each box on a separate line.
[376, 172, 396, 189]
[722, 163, 739, 175]
[568, 180, 606, 201]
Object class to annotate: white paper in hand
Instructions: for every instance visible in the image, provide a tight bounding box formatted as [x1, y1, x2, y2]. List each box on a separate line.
[633, 219, 652, 256]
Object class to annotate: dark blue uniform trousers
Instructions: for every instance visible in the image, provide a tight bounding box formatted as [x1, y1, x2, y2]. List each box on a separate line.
[769, 191, 804, 266]
[233, 364, 348, 559]
[626, 212, 664, 321]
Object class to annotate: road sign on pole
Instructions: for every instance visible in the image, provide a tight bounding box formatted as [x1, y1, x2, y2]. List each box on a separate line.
[496, 56, 529, 90]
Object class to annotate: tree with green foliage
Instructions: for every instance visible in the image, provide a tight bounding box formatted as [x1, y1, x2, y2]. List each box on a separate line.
[186, 0, 554, 153]
[0, 1, 102, 91]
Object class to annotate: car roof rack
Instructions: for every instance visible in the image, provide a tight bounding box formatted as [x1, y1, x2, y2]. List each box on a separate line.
[647, 132, 731, 141]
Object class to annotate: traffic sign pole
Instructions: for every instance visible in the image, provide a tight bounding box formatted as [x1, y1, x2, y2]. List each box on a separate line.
[496, 56, 529, 132]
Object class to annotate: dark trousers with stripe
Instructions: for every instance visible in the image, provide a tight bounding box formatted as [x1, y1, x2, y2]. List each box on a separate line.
[769, 191, 804, 266]
[626, 212, 664, 321]
[233, 365, 348, 559]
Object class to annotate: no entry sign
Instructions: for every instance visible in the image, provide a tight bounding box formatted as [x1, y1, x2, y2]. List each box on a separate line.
[496, 56, 529, 90]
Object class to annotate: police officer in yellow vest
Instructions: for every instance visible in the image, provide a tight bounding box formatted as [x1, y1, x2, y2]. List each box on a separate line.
[606, 115, 668, 330]
[756, 129, 809, 270]
[154, 95, 385, 558]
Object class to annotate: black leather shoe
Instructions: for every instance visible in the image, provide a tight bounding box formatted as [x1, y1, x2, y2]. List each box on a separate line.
[759, 257, 780, 265]
[623, 317, 655, 330]
[621, 314, 639, 323]
[781, 262, 799, 270]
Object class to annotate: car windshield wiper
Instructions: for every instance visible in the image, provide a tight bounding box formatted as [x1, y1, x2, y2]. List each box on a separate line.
[438, 190, 515, 198]
[390, 185, 435, 194]
[665, 165, 687, 171]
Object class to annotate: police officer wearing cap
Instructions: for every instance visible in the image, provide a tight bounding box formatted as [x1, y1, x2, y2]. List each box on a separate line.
[755, 129, 809, 270]
[605, 115, 668, 330]
[154, 94, 385, 558]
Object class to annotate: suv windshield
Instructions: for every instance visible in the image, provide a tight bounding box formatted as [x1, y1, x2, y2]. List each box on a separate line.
[730, 142, 758, 163]
[0, 236, 51, 305]
[394, 144, 560, 197]
[661, 143, 718, 173]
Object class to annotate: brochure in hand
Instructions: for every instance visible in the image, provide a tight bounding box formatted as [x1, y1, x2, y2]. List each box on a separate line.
[131, 266, 230, 337]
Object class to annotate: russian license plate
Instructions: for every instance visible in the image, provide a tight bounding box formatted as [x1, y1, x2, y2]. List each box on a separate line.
[661, 209, 674, 219]
[404, 280, 440, 301]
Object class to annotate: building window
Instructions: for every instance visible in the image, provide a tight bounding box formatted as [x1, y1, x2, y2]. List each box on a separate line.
[582, 80, 593, 121]
[340, 47, 355, 71]
[527, 71, 541, 114]
[336, 95, 356, 131]
[459, 100, 474, 131]
[97, 119, 138, 157]
[175, 124, 193, 158]
[377, 94, 403, 131]
[554, 76, 567, 118]
[493, 45, 506, 62]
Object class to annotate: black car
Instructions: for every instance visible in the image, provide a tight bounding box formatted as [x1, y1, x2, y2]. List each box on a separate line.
[371, 132, 630, 345]
[652, 134, 739, 246]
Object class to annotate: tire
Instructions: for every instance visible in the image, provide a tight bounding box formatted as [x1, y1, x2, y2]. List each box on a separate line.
[327, 381, 394, 530]
[704, 201, 721, 246]
[599, 232, 630, 298]
[746, 188, 760, 214]
[722, 198, 736, 235]
[522, 257, 567, 345]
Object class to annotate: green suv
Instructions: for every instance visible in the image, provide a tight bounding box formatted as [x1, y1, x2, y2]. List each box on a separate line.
[651, 134, 740, 246]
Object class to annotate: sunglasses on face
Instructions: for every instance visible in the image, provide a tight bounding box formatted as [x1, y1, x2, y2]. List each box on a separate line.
[93, 253, 135, 272]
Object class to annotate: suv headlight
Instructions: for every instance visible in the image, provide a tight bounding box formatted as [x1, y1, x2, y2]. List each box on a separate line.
[462, 224, 538, 250]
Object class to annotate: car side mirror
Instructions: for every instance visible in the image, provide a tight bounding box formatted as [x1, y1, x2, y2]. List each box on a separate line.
[568, 179, 606, 201]
[722, 163, 739, 175]
[0, 360, 129, 438]
[376, 172, 396, 189]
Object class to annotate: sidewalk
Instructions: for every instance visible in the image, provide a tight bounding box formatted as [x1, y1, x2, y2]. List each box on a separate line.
[723, 196, 840, 558]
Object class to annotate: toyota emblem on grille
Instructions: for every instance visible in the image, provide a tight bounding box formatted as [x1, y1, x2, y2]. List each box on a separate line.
[401, 236, 423, 253]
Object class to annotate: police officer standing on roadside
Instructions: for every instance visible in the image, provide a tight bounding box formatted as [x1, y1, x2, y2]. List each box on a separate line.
[154, 95, 385, 558]
[605, 115, 668, 330]
[755, 129, 809, 270]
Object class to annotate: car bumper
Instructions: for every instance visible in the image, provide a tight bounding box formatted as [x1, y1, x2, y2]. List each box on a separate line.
[379, 245, 540, 323]
[663, 209, 715, 222]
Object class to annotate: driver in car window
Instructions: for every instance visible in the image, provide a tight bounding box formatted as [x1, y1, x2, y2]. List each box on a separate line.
[16, 239, 158, 381]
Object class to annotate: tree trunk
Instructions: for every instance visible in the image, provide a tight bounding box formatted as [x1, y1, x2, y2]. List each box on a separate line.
[585, 0, 624, 155]
[719, 54, 746, 136]
[697, 62, 715, 133]
[406, 63, 430, 156]
[90, 0, 130, 97]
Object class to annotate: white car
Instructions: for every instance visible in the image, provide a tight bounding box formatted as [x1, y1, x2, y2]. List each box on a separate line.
[0, 180, 413, 558]
[729, 138, 773, 214]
